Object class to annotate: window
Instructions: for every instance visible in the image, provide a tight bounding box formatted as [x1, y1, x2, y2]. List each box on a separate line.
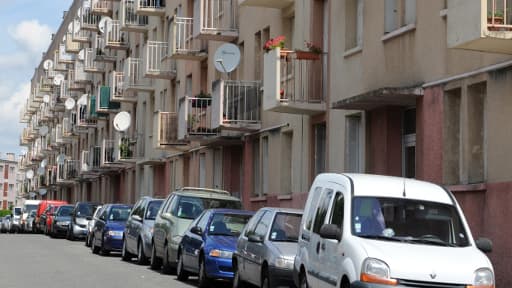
[443, 88, 461, 185]
[254, 211, 273, 237]
[345, 0, 364, 50]
[330, 192, 344, 229]
[213, 148, 222, 189]
[467, 83, 485, 183]
[262, 136, 269, 195]
[403, 108, 416, 178]
[199, 153, 206, 188]
[145, 200, 162, 220]
[8, 184, 13, 193]
[252, 138, 261, 197]
[254, 31, 262, 81]
[305, 187, 323, 231]
[196, 211, 210, 231]
[281, 131, 293, 195]
[384, 0, 416, 33]
[345, 114, 362, 172]
[312, 189, 334, 233]
[314, 123, 326, 176]
[269, 213, 302, 242]
[244, 211, 265, 237]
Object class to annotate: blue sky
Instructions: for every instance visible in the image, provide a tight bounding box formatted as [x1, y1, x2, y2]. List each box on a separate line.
[0, 0, 73, 157]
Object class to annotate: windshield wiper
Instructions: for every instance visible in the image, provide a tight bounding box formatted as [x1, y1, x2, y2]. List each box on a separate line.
[210, 233, 235, 237]
[357, 235, 406, 242]
[405, 237, 457, 247]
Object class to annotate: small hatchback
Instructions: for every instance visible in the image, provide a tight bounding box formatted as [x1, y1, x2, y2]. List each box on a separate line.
[293, 173, 495, 288]
[91, 204, 132, 255]
[176, 209, 254, 287]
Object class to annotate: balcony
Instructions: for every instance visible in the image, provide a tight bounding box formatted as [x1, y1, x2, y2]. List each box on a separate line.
[84, 48, 105, 73]
[57, 160, 80, 184]
[123, 58, 154, 92]
[91, 0, 113, 16]
[238, 0, 293, 9]
[121, 0, 150, 32]
[38, 77, 53, 94]
[71, 19, 91, 43]
[67, 71, 86, 92]
[93, 34, 117, 62]
[170, 17, 208, 60]
[211, 80, 261, 131]
[101, 138, 136, 166]
[448, 0, 512, 53]
[193, 0, 238, 41]
[136, 0, 166, 16]
[77, 97, 98, 128]
[144, 41, 176, 79]
[263, 48, 326, 115]
[90, 146, 102, 170]
[80, 2, 101, 32]
[154, 111, 187, 148]
[62, 116, 77, 138]
[118, 136, 137, 162]
[65, 33, 81, 54]
[97, 86, 121, 113]
[110, 71, 136, 102]
[178, 96, 218, 140]
[58, 44, 75, 64]
[105, 20, 129, 50]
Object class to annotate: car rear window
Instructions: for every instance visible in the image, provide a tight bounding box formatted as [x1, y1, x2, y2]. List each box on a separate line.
[172, 196, 242, 220]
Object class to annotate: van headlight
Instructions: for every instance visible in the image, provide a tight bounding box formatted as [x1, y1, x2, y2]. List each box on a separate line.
[274, 257, 294, 269]
[469, 268, 494, 288]
[360, 258, 397, 286]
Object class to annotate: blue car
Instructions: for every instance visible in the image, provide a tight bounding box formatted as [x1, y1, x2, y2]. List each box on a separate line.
[176, 209, 254, 287]
[91, 204, 132, 255]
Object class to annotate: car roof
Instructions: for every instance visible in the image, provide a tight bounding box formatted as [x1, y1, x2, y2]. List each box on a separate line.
[259, 207, 303, 214]
[172, 187, 241, 201]
[207, 208, 254, 215]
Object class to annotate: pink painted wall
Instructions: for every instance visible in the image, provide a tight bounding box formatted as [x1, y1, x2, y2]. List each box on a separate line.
[368, 107, 402, 176]
[153, 164, 167, 198]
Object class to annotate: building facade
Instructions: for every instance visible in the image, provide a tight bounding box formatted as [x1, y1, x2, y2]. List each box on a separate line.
[19, 0, 512, 285]
[0, 153, 19, 209]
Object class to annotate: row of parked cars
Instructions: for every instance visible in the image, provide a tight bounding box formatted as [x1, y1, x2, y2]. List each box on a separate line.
[3, 173, 497, 288]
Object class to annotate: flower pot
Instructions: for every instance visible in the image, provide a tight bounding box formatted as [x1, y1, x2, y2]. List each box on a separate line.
[294, 50, 321, 61]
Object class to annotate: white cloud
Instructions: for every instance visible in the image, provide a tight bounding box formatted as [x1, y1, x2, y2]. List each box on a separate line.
[0, 82, 30, 123]
[8, 20, 52, 56]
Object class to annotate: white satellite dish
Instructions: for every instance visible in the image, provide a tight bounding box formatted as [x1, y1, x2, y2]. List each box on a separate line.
[98, 17, 112, 34]
[73, 19, 81, 34]
[43, 94, 50, 103]
[37, 167, 45, 176]
[26, 169, 34, 179]
[214, 43, 241, 73]
[43, 59, 54, 71]
[57, 154, 66, 165]
[54, 74, 65, 85]
[78, 94, 88, 105]
[67, 22, 74, 34]
[39, 189, 47, 196]
[39, 126, 49, 136]
[41, 158, 48, 168]
[65, 98, 76, 110]
[113, 111, 131, 132]
[78, 49, 85, 61]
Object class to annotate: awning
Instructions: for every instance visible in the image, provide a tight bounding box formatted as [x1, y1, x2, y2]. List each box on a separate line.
[332, 86, 423, 110]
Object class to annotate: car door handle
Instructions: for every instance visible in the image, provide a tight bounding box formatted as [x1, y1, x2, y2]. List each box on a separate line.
[316, 242, 322, 254]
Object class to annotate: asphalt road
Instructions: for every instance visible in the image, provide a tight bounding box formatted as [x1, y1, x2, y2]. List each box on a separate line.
[0, 234, 231, 288]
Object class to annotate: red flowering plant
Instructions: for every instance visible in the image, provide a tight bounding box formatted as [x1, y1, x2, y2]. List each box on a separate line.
[305, 41, 323, 54]
[263, 35, 286, 52]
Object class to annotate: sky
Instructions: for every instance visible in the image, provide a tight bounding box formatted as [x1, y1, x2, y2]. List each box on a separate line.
[0, 0, 73, 157]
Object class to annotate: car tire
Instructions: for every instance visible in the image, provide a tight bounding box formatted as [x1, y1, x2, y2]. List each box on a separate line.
[161, 243, 174, 275]
[261, 271, 271, 288]
[122, 238, 132, 261]
[136, 240, 149, 265]
[233, 261, 245, 288]
[176, 250, 189, 281]
[100, 235, 110, 256]
[91, 235, 100, 254]
[85, 234, 90, 247]
[300, 271, 309, 288]
[198, 256, 211, 288]
[150, 243, 162, 270]
[341, 278, 351, 288]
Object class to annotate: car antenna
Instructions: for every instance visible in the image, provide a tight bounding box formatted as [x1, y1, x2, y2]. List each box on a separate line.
[402, 178, 407, 198]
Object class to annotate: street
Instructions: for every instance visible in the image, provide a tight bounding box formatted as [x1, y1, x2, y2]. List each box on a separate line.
[0, 234, 231, 288]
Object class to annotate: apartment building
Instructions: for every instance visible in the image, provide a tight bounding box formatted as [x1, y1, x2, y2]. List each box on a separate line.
[0, 153, 19, 209]
[19, 0, 512, 285]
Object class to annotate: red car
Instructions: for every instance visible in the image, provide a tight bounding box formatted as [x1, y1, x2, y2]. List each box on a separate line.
[35, 200, 68, 233]
[45, 204, 65, 235]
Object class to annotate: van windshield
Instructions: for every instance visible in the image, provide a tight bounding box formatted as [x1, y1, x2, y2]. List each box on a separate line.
[14, 208, 21, 215]
[24, 205, 38, 213]
[352, 197, 469, 247]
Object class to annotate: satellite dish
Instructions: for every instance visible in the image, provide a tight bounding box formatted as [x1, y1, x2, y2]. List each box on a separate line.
[73, 19, 81, 34]
[37, 167, 45, 176]
[78, 94, 88, 105]
[41, 158, 48, 168]
[57, 154, 66, 165]
[65, 98, 76, 110]
[113, 111, 131, 132]
[29, 192, 36, 198]
[26, 169, 34, 179]
[43, 94, 50, 103]
[39, 189, 47, 196]
[67, 22, 74, 34]
[98, 17, 112, 34]
[78, 49, 85, 61]
[39, 126, 49, 136]
[54, 74, 65, 85]
[43, 59, 54, 71]
[214, 43, 240, 73]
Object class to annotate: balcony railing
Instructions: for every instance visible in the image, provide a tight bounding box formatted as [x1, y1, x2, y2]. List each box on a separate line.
[171, 17, 207, 60]
[136, 0, 166, 16]
[62, 116, 77, 138]
[123, 58, 153, 91]
[39, 77, 53, 94]
[118, 137, 137, 161]
[65, 33, 81, 53]
[102, 139, 118, 165]
[182, 96, 217, 138]
[91, 146, 102, 170]
[91, 0, 113, 15]
[58, 44, 74, 64]
[121, 0, 149, 32]
[77, 99, 98, 127]
[155, 111, 183, 147]
[263, 48, 325, 115]
[81, 150, 90, 173]
[194, 0, 238, 41]
[67, 71, 86, 91]
[93, 34, 117, 62]
[71, 19, 91, 43]
[238, 0, 294, 9]
[97, 86, 121, 113]
[84, 48, 104, 73]
[211, 80, 261, 131]
[57, 160, 80, 183]
[105, 20, 129, 50]
[80, 2, 101, 31]
[144, 41, 176, 79]
[111, 71, 135, 102]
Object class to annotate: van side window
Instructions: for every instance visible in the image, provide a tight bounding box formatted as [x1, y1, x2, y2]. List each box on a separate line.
[313, 189, 334, 234]
[330, 192, 344, 229]
[305, 187, 323, 231]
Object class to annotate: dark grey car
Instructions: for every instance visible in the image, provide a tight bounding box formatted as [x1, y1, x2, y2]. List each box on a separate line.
[122, 197, 163, 264]
[233, 207, 303, 288]
[50, 205, 74, 238]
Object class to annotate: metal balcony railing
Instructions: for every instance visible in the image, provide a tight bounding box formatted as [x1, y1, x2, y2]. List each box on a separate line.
[172, 17, 207, 59]
[65, 33, 81, 53]
[136, 0, 166, 15]
[77, 101, 97, 127]
[488, 0, 512, 29]
[194, 0, 238, 40]
[123, 58, 153, 91]
[92, 0, 113, 15]
[84, 48, 104, 72]
[81, 2, 101, 31]
[106, 20, 129, 49]
[57, 160, 80, 182]
[185, 96, 216, 136]
[156, 111, 179, 146]
[144, 41, 176, 79]
[121, 0, 149, 31]
[118, 137, 137, 161]
[91, 146, 101, 170]
[110, 71, 136, 102]
[72, 18, 91, 42]
[102, 139, 117, 164]
[279, 51, 324, 104]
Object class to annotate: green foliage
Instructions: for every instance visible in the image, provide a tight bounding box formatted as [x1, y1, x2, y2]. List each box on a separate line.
[0, 210, 12, 217]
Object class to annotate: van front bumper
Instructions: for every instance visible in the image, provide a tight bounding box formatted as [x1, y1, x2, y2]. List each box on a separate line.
[268, 265, 295, 287]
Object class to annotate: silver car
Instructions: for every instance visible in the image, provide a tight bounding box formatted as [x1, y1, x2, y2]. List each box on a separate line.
[233, 207, 303, 288]
[85, 205, 103, 247]
[0, 216, 10, 233]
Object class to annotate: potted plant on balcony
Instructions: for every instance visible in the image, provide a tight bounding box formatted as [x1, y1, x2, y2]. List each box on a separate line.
[293, 41, 323, 60]
[488, 10, 505, 25]
[263, 35, 286, 53]
[191, 91, 212, 108]
[119, 137, 134, 159]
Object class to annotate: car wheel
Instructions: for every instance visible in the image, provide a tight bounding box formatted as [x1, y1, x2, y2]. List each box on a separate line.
[161, 243, 174, 275]
[176, 250, 189, 281]
[91, 235, 100, 254]
[341, 278, 351, 288]
[122, 238, 132, 261]
[233, 260, 245, 288]
[198, 256, 211, 288]
[261, 271, 271, 288]
[150, 242, 162, 270]
[136, 240, 149, 265]
[68, 229, 75, 241]
[100, 235, 110, 256]
[85, 234, 90, 247]
[300, 271, 309, 288]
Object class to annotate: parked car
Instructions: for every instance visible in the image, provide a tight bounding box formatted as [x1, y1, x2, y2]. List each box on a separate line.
[293, 173, 495, 288]
[34, 200, 68, 233]
[1, 215, 11, 233]
[85, 205, 104, 247]
[24, 210, 37, 233]
[21, 200, 41, 232]
[233, 207, 302, 288]
[11, 206, 22, 233]
[91, 204, 132, 255]
[44, 205, 65, 235]
[151, 187, 242, 274]
[67, 202, 102, 240]
[122, 197, 163, 264]
[49, 205, 74, 238]
[176, 209, 254, 287]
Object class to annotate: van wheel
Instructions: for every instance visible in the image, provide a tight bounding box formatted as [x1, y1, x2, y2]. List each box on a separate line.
[261, 272, 270, 288]
[341, 277, 351, 288]
[161, 243, 174, 274]
[150, 243, 162, 270]
[233, 261, 245, 288]
[300, 271, 309, 288]
[122, 238, 132, 261]
[91, 235, 100, 254]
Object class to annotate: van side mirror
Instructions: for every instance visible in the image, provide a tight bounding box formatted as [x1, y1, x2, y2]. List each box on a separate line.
[476, 238, 492, 253]
[191, 226, 202, 235]
[319, 224, 342, 241]
[248, 234, 263, 243]
[86, 216, 93, 221]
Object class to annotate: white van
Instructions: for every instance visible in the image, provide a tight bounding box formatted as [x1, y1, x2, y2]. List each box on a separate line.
[293, 173, 494, 288]
[21, 200, 41, 232]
